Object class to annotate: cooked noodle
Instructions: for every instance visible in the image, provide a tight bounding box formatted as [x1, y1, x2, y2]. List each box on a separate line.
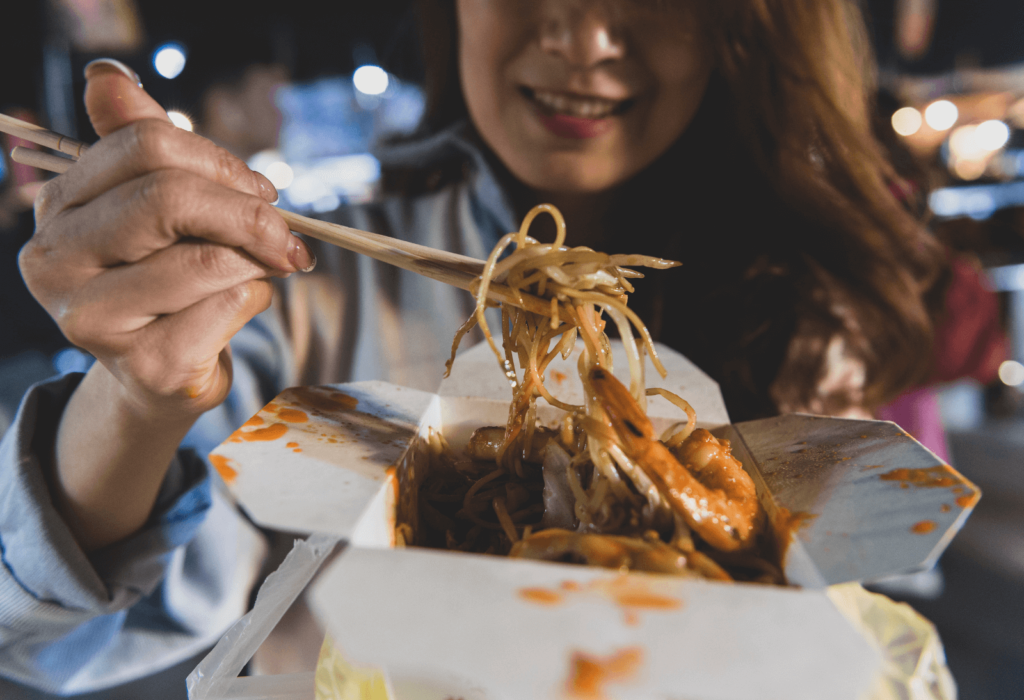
[400, 205, 778, 582]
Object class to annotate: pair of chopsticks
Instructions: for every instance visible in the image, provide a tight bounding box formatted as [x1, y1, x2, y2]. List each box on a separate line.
[0, 112, 564, 319]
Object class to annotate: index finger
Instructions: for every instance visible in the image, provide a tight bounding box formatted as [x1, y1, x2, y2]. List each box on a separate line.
[36, 119, 277, 220]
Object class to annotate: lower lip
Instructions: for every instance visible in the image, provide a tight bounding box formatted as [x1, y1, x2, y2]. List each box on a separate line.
[536, 112, 615, 139]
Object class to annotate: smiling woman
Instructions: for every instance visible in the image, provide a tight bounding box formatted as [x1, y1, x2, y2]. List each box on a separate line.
[0, 0, 951, 695]
[457, 0, 713, 193]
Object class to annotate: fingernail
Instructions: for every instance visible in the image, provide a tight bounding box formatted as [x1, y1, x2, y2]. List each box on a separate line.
[255, 173, 278, 203]
[288, 237, 316, 273]
[84, 58, 143, 88]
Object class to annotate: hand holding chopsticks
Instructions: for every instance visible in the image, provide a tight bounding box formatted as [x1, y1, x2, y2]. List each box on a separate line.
[1, 111, 565, 320]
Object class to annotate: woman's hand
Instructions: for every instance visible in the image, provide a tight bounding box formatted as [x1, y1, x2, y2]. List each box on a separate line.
[18, 59, 312, 550]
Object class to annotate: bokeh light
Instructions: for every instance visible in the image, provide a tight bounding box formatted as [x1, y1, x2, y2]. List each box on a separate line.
[924, 100, 958, 131]
[353, 65, 389, 96]
[998, 360, 1024, 387]
[892, 107, 923, 137]
[167, 111, 193, 131]
[976, 120, 1010, 151]
[153, 43, 187, 79]
[265, 161, 294, 189]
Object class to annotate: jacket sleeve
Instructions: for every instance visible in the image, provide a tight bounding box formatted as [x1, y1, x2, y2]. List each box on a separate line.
[0, 335, 272, 694]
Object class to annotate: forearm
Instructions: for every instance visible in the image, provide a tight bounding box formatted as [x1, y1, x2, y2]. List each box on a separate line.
[53, 363, 199, 551]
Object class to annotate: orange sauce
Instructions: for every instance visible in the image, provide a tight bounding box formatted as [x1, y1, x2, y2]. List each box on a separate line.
[242, 415, 265, 428]
[956, 492, 979, 509]
[940, 504, 951, 513]
[567, 647, 643, 699]
[911, 520, 937, 534]
[240, 423, 289, 442]
[210, 455, 238, 485]
[286, 442, 299, 448]
[288, 387, 358, 413]
[519, 588, 563, 605]
[879, 466, 959, 488]
[771, 507, 817, 565]
[277, 408, 308, 423]
[561, 580, 582, 592]
[551, 370, 568, 385]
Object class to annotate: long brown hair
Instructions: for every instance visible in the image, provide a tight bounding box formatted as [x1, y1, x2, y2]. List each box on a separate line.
[410, 0, 945, 418]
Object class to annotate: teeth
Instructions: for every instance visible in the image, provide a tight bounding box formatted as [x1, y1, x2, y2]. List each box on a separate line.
[531, 89, 619, 119]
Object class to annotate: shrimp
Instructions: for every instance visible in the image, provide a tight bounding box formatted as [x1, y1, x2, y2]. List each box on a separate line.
[588, 368, 765, 552]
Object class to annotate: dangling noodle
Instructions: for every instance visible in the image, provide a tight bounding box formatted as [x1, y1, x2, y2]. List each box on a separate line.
[402, 205, 779, 582]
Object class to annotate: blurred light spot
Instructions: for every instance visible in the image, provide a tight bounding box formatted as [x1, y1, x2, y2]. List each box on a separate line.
[167, 111, 193, 131]
[892, 107, 923, 136]
[953, 158, 986, 181]
[976, 120, 1010, 151]
[924, 100, 958, 131]
[153, 43, 187, 79]
[353, 65, 389, 96]
[998, 360, 1024, 387]
[265, 161, 294, 189]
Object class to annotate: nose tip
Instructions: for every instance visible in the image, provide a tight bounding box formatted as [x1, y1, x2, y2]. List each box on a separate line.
[540, 8, 625, 67]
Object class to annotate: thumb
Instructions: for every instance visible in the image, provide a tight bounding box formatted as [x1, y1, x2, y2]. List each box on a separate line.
[83, 59, 171, 137]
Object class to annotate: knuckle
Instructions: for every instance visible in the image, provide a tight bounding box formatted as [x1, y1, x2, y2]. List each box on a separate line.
[33, 179, 62, 220]
[226, 279, 273, 316]
[129, 119, 178, 166]
[58, 303, 101, 349]
[249, 199, 280, 241]
[195, 242, 243, 279]
[212, 147, 254, 191]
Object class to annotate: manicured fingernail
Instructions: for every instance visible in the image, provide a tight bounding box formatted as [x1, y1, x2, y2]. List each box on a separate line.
[255, 173, 278, 203]
[84, 58, 143, 87]
[288, 237, 316, 272]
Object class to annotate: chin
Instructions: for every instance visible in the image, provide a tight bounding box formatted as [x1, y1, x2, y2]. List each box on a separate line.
[509, 156, 625, 195]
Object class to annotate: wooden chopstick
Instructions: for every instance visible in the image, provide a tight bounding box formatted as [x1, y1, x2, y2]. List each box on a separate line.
[2, 113, 567, 320]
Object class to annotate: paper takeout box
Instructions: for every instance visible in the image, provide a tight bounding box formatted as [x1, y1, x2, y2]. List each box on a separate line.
[190, 342, 976, 700]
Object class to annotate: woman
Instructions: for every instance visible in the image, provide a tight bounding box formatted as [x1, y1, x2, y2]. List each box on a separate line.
[1, 0, 943, 694]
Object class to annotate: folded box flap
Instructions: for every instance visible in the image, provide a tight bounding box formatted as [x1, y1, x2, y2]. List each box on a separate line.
[309, 546, 880, 700]
[209, 381, 435, 537]
[732, 414, 980, 587]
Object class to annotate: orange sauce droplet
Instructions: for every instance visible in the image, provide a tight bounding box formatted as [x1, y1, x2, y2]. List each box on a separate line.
[880, 466, 960, 488]
[567, 647, 643, 699]
[292, 448, 302, 453]
[519, 587, 563, 605]
[611, 591, 681, 611]
[210, 454, 238, 485]
[561, 580, 582, 592]
[551, 370, 567, 385]
[286, 442, 299, 448]
[277, 408, 308, 423]
[940, 504, 951, 513]
[241, 423, 288, 442]
[911, 520, 937, 534]
[956, 492, 979, 508]
[623, 610, 640, 627]
[242, 415, 264, 428]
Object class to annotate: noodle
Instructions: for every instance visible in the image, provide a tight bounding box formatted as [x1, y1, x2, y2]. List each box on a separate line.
[400, 205, 778, 582]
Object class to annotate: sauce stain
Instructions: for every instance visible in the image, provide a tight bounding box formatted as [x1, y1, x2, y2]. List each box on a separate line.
[518, 575, 681, 626]
[551, 370, 568, 385]
[241, 423, 289, 442]
[880, 466, 960, 488]
[277, 408, 308, 423]
[911, 520, 937, 534]
[956, 492, 980, 509]
[771, 507, 817, 565]
[288, 387, 359, 413]
[286, 442, 299, 448]
[210, 454, 238, 485]
[940, 504, 951, 513]
[242, 415, 264, 428]
[520, 588, 562, 605]
[566, 647, 643, 699]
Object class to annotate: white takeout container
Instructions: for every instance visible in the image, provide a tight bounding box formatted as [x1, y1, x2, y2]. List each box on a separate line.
[188, 342, 976, 700]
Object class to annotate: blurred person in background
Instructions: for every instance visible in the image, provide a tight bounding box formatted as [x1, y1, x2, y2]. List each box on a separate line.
[0, 0, 976, 697]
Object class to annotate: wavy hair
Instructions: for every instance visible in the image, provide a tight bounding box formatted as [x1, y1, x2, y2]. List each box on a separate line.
[409, 0, 945, 418]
